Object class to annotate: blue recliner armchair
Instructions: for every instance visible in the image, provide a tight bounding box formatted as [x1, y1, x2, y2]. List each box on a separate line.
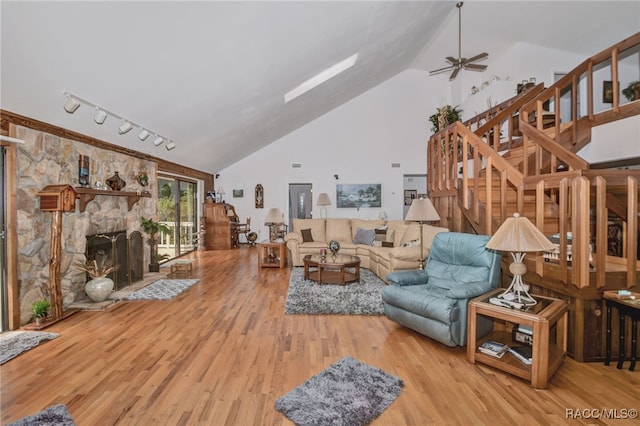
[382, 232, 501, 347]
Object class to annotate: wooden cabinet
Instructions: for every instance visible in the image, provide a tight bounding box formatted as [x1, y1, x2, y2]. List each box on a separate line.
[203, 203, 231, 250]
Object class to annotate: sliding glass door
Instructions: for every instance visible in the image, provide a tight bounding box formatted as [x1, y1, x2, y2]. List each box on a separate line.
[157, 175, 197, 260]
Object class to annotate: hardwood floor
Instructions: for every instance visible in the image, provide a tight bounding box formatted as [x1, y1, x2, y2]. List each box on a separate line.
[1, 248, 639, 425]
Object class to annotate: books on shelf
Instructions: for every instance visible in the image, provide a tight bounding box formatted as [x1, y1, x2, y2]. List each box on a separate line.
[478, 340, 509, 358]
[509, 345, 533, 365]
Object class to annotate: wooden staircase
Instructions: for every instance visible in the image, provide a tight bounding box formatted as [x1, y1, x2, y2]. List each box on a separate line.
[427, 32, 640, 361]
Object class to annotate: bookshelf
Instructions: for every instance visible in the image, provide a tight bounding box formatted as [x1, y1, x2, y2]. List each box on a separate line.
[467, 288, 568, 389]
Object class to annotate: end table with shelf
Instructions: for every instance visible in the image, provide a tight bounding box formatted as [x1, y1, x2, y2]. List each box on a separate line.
[467, 288, 568, 389]
[258, 241, 287, 268]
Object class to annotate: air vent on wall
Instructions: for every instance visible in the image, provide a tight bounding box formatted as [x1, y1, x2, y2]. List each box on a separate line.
[391, 163, 401, 168]
[292, 163, 302, 168]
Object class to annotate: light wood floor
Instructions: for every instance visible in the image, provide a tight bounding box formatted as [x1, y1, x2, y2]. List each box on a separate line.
[1, 248, 639, 425]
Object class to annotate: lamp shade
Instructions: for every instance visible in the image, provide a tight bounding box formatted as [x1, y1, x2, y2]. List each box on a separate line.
[405, 197, 440, 222]
[486, 213, 554, 252]
[264, 208, 283, 224]
[316, 193, 331, 206]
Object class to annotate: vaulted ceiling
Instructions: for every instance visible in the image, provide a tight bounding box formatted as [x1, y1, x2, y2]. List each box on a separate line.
[2, 1, 638, 174]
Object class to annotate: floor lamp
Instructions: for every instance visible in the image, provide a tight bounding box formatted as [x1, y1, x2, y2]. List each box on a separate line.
[316, 193, 331, 218]
[486, 212, 555, 307]
[405, 197, 440, 270]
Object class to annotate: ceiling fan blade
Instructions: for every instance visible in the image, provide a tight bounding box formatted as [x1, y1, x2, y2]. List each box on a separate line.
[445, 56, 458, 64]
[429, 65, 456, 75]
[465, 52, 488, 63]
[449, 67, 460, 81]
[464, 63, 487, 71]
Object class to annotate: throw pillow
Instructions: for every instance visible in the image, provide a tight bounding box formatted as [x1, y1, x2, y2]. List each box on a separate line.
[373, 227, 395, 247]
[353, 228, 376, 245]
[301, 228, 314, 243]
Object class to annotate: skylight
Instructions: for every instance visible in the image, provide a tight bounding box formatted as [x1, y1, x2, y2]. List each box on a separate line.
[284, 53, 359, 103]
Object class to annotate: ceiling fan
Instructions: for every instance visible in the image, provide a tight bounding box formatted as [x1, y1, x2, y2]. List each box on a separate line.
[429, 2, 488, 81]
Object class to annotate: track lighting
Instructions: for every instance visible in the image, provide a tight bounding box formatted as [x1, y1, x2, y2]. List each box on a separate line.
[118, 120, 133, 134]
[138, 128, 150, 141]
[64, 94, 81, 113]
[62, 91, 174, 152]
[94, 108, 107, 124]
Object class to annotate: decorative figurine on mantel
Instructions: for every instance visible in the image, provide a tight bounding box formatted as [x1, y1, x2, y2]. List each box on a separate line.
[136, 172, 149, 194]
[106, 171, 126, 191]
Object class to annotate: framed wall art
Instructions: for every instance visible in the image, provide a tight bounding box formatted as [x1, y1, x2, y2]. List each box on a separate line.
[404, 190, 417, 206]
[233, 189, 244, 198]
[336, 184, 381, 208]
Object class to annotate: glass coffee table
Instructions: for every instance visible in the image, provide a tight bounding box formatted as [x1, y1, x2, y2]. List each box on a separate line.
[303, 254, 360, 285]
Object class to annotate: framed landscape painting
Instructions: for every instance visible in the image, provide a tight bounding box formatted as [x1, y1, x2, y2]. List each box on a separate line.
[336, 184, 382, 208]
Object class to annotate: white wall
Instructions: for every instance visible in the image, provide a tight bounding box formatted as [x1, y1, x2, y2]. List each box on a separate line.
[219, 69, 445, 236]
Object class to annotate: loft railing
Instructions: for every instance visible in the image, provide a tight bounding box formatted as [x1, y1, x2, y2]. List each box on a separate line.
[428, 33, 640, 290]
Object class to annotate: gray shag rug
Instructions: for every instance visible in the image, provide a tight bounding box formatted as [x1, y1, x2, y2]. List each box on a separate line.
[8, 404, 75, 426]
[123, 278, 200, 300]
[0, 331, 59, 365]
[285, 267, 385, 315]
[275, 356, 404, 426]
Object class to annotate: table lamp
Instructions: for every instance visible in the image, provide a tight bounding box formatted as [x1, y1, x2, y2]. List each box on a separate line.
[316, 193, 331, 218]
[405, 197, 440, 270]
[264, 208, 284, 242]
[486, 212, 555, 307]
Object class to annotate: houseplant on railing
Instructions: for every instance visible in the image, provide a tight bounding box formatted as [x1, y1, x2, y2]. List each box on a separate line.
[32, 299, 51, 324]
[429, 105, 462, 133]
[76, 255, 115, 302]
[140, 216, 171, 272]
[622, 81, 640, 101]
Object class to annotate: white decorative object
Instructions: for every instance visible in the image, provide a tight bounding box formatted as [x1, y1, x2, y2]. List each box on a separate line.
[85, 277, 114, 302]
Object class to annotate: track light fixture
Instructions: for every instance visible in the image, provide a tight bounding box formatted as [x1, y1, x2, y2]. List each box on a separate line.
[94, 108, 107, 124]
[118, 120, 133, 134]
[64, 94, 81, 113]
[62, 91, 175, 152]
[138, 128, 150, 141]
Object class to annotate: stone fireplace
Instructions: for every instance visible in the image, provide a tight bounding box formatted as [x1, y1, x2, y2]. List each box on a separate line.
[85, 230, 144, 290]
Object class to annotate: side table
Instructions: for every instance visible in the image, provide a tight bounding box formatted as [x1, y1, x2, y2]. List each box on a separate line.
[603, 290, 640, 371]
[258, 241, 287, 268]
[468, 288, 568, 389]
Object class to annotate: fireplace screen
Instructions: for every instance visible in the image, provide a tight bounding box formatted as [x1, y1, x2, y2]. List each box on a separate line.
[86, 230, 144, 290]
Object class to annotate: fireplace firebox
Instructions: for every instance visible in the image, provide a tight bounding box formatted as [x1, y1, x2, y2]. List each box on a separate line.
[86, 230, 144, 290]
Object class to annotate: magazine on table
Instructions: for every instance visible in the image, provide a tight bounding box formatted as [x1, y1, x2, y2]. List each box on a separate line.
[478, 340, 509, 358]
[509, 345, 533, 365]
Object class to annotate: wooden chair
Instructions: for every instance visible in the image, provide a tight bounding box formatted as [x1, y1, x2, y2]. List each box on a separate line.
[236, 217, 251, 245]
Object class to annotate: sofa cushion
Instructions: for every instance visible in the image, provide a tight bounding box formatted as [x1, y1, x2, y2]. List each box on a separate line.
[292, 218, 326, 242]
[325, 218, 352, 242]
[301, 228, 314, 242]
[353, 228, 375, 245]
[350, 219, 385, 241]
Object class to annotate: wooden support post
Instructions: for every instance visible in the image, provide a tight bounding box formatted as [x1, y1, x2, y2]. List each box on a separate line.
[49, 210, 64, 319]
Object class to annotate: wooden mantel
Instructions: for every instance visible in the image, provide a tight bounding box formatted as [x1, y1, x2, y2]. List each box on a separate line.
[75, 188, 151, 212]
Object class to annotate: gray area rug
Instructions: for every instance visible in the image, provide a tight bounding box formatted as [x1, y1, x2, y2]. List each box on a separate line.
[123, 278, 200, 300]
[8, 404, 75, 426]
[275, 356, 404, 426]
[285, 267, 385, 315]
[0, 331, 59, 365]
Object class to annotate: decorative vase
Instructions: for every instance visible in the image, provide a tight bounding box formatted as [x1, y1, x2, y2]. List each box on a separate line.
[78, 155, 90, 188]
[85, 277, 114, 302]
[106, 171, 126, 191]
[329, 240, 340, 256]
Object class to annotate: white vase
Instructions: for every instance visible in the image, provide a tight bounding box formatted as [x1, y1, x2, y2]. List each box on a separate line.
[85, 277, 114, 302]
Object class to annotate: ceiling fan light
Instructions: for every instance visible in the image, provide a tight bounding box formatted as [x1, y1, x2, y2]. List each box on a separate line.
[153, 135, 164, 146]
[63, 95, 81, 113]
[138, 128, 150, 141]
[118, 120, 133, 134]
[165, 140, 176, 151]
[94, 108, 107, 124]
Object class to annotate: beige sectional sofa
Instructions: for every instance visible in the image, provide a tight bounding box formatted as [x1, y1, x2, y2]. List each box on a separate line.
[284, 218, 449, 283]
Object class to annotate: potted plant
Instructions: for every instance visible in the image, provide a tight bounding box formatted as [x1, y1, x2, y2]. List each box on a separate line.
[429, 105, 462, 133]
[76, 254, 116, 302]
[622, 81, 640, 101]
[32, 299, 50, 324]
[141, 216, 171, 272]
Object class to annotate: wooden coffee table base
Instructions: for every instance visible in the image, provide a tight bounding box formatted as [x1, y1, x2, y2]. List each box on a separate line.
[303, 254, 360, 285]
